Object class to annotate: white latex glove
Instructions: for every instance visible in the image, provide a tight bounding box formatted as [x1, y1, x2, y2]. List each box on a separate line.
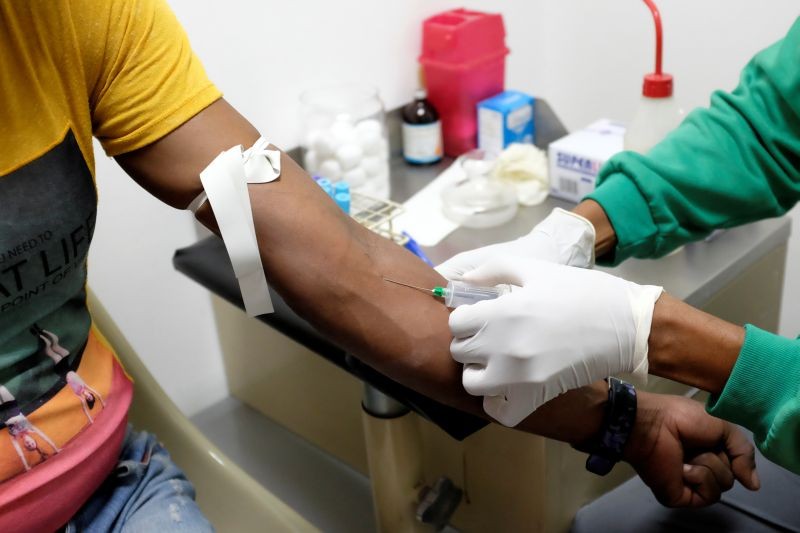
[449, 256, 663, 427]
[435, 208, 596, 280]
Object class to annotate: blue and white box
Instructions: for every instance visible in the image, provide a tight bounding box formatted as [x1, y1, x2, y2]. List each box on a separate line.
[477, 90, 535, 156]
[548, 119, 626, 203]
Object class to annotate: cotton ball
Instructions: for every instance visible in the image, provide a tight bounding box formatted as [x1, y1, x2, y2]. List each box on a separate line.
[309, 130, 336, 158]
[378, 138, 390, 158]
[358, 169, 390, 199]
[358, 130, 383, 155]
[356, 120, 383, 154]
[372, 168, 390, 185]
[303, 150, 319, 173]
[356, 119, 382, 138]
[342, 167, 368, 187]
[361, 155, 383, 177]
[329, 119, 357, 146]
[318, 159, 342, 181]
[335, 143, 363, 171]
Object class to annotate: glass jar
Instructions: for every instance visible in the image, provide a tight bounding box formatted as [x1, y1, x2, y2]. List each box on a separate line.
[300, 84, 391, 199]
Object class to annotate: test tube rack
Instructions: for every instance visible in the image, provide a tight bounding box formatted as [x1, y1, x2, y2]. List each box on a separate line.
[349, 192, 409, 247]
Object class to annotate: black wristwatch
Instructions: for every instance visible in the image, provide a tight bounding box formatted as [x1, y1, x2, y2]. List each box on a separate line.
[583, 377, 638, 476]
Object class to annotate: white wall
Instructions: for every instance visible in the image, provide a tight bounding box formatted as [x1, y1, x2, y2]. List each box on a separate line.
[533, 2, 798, 132]
[89, 1, 800, 415]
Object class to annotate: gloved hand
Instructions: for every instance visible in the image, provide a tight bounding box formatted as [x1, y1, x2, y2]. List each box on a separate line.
[435, 208, 596, 280]
[449, 256, 663, 427]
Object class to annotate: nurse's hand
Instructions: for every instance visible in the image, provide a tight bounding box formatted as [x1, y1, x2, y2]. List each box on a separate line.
[435, 208, 595, 280]
[624, 393, 759, 507]
[449, 256, 662, 426]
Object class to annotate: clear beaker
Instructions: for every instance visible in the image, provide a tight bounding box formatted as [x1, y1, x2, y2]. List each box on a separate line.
[300, 84, 391, 199]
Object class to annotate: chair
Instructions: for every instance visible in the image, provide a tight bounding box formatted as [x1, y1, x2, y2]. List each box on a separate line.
[87, 288, 316, 532]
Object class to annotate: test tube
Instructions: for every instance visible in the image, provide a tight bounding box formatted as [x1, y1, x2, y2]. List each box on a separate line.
[317, 178, 334, 198]
[334, 181, 350, 195]
[335, 192, 351, 214]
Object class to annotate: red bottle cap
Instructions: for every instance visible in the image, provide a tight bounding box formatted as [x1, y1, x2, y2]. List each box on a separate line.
[643, 73, 673, 98]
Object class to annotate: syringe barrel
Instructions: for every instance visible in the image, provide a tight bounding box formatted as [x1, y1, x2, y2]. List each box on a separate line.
[444, 281, 510, 308]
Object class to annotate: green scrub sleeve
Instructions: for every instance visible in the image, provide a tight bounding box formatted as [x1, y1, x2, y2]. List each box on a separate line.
[587, 17, 800, 265]
[706, 325, 800, 475]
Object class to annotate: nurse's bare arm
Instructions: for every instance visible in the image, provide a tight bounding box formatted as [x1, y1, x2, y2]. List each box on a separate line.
[115, 100, 760, 506]
[574, 200, 744, 394]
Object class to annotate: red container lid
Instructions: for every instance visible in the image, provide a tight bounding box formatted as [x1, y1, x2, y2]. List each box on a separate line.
[420, 8, 508, 66]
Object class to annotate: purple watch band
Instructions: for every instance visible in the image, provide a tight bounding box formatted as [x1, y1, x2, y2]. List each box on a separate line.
[585, 377, 638, 476]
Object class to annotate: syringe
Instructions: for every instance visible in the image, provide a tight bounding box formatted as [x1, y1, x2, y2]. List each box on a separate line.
[383, 277, 510, 308]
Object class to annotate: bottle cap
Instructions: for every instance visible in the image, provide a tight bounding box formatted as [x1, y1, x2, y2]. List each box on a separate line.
[642, 73, 673, 98]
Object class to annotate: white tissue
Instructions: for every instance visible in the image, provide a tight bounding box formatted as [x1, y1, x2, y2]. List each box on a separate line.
[491, 143, 550, 206]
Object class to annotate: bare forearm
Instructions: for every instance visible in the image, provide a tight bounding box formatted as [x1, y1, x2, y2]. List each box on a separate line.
[573, 199, 616, 259]
[648, 293, 744, 394]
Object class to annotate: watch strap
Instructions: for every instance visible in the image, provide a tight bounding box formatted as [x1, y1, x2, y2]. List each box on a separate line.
[584, 377, 637, 476]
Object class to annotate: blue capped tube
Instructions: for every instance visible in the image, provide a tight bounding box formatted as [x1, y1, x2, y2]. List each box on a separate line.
[335, 192, 351, 214]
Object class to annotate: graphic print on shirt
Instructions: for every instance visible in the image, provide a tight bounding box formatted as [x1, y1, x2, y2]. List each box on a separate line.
[0, 130, 101, 472]
[29, 323, 106, 423]
[0, 385, 60, 471]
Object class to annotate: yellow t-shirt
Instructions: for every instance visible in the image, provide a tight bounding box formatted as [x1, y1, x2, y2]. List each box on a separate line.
[0, 0, 221, 528]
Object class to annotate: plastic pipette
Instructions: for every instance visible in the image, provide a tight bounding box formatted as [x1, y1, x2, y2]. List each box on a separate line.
[383, 277, 510, 308]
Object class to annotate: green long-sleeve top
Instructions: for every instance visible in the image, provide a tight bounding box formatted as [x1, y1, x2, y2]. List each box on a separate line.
[587, 18, 800, 474]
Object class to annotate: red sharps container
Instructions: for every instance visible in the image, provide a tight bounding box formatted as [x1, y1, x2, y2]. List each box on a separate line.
[419, 9, 509, 157]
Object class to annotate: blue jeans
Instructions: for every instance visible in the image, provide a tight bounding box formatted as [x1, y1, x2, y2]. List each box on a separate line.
[65, 427, 214, 532]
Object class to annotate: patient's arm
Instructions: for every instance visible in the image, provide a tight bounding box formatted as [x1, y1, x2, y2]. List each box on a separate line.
[116, 98, 608, 441]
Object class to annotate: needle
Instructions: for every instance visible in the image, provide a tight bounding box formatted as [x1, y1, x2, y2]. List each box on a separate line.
[382, 277, 434, 294]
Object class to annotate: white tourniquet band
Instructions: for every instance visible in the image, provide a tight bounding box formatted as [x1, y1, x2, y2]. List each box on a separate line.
[196, 137, 281, 316]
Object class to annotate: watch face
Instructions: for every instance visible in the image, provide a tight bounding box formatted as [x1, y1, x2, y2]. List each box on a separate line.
[586, 454, 615, 476]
